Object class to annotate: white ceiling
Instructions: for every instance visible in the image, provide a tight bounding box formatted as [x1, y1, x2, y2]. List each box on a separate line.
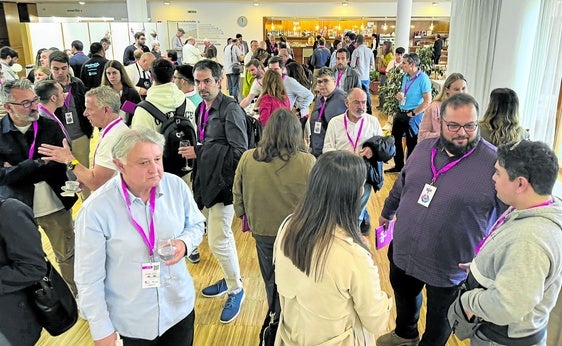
[12, 0, 441, 3]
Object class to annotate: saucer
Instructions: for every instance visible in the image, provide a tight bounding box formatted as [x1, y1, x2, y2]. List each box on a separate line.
[61, 186, 82, 193]
[60, 191, 76, 197]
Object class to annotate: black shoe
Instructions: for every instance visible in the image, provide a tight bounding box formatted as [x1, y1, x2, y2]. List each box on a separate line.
[384, 167, 402, 173]
[360, 215, 371, 235]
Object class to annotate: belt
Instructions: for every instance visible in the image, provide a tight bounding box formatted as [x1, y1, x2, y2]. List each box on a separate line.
[400, 109, 415, 113]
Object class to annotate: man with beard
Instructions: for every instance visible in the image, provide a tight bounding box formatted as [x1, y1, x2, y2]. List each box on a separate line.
[333, 48, 361, 93]
[376, 93, 505, 346]
[0, 47, 20, 82]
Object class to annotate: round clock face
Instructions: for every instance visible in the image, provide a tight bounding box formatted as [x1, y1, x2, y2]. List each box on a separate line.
[237, 16, 248, 27]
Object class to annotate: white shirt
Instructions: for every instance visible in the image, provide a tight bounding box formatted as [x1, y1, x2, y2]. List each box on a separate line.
[94, 119, 129, 170]
[182, 43, 201, 65]
[323, 112, 382, 154]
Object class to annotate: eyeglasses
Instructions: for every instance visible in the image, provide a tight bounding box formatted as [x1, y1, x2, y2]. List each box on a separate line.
[9, 96, 40, 109]
[443, 121, 478, 133]
[316, 78, 333, 85]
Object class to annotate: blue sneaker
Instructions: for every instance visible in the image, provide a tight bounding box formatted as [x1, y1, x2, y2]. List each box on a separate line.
[201, 278, 228, 297]
[220, 289, 245, 323]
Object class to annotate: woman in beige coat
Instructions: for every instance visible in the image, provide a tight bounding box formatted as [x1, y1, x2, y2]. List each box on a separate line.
[274, 151, 392, 345]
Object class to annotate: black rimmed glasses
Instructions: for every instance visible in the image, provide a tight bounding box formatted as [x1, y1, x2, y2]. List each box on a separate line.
[9, 96, 40, 109]
[443, 121, 478, 133]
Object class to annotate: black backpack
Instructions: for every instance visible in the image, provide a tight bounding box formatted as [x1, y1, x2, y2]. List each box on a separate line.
[214, 96, 262, 149]
[137, 99, 197, 177]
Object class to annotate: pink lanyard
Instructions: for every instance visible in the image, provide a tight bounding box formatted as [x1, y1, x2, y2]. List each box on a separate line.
[198, 102, 212, 141]
[403, 71, 421, 96]
[93, 118, 123, 166]
[27, 121, 39, 159]
[475, 199, 554, 254]
[317, 97, 327, 122]
[120, 180, 157, 257]
[336, 70, 344, 87]
[37, 104, 71, 143]
[64, 86, 72, 109]
[430, 146, 476, 183]
[344, 115, 365, 152]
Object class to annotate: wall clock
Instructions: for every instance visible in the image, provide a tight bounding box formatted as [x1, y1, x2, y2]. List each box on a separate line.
[237, 16, 248, 27]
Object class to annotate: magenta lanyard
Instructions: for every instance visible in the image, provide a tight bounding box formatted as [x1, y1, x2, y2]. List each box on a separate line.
[403, 71, 421, 96]
[93, 118, 123, 166]
[475, 199, 554, 254]
[430, 146, 476, 183]
[120, 180, 157, 257]
[317, 97, 327, 122]
[335, 70, 344, 87]
[344, 114, 365, 152]
[64, 86, 72, 109]
[37, 104, 71, 143]
[27, 121, 39, 159]
[198, 102, 212, 141]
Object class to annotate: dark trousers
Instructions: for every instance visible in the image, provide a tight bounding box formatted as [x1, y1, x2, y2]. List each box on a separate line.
[254, 234, 280, 317]
[391, 113, 418, 169]
[388, 245, 458, 346]
[122, 310, 195, 346]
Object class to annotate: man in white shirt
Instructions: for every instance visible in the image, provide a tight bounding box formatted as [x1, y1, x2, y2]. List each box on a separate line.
[323, 87, 383, 233]
[239, 59, 266, 110]
[224, 38, 244, 101]
[172, 28, 185, 64]
[125, 52, 155, 98]
[38, 86, 129, 191]
[182, 37, 201, 66]
[350, 35, 375, 113]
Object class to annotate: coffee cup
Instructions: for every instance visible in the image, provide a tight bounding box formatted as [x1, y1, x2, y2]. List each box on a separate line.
[64, 180, 80, 192]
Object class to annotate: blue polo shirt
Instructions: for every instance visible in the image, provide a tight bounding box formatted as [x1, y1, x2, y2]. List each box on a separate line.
[401, 71, 431, 135]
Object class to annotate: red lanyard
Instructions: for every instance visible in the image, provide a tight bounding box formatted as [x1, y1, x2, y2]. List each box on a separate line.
[430, 146, 476, 183]
[344, 115, 365, 152]
[317, 97, 327, 122]
[93, 118, 123, 166]
[336, 70, 344, 87]
[37, 104, 71, 143]
[475, 199, 554, 254]
[198, 102, 213, 141]
[120, 180, 157, 257]
[403, 71, 421, 96]
[27, 121, 39, 159]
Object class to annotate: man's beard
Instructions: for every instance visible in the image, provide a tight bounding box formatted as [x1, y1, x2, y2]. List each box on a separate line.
[440, 134, 480, 157]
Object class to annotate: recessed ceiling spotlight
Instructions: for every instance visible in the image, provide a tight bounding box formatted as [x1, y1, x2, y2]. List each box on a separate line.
[253, 2, 259, 6]
[78, 1, 86, 4]
[342, 1, 348, 6]
[163, 0, 170, 4]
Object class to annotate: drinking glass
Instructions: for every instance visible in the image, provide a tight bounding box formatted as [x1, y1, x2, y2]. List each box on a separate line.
[179, 140, 191, 172]
[157, 238, 176, 286]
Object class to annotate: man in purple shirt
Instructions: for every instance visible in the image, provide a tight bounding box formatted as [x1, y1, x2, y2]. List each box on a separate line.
[377, 93, 505, 346]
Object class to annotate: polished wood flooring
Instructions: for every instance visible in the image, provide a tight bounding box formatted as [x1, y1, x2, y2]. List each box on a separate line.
[36, 105, 468, 346]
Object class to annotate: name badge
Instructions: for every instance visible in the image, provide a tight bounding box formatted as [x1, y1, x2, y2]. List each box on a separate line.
[417, 183, 437, 208]
[64, 112, 74, 125]
[141, 262, 161, 288]
[314, 121, 322, 134]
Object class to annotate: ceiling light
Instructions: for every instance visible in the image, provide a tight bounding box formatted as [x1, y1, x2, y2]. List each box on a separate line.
[253, 2, 259, 6]
[432, 2, 438, 6]
[78, 1, 85, 4]
[342, 1, 348, 7]
[163, 0, 170, 4]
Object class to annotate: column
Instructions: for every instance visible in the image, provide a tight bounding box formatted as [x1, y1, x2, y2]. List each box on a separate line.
[396, 0, 413, 52]
[127, 0, 148, 22]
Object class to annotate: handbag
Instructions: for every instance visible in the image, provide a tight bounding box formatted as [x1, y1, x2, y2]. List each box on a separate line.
[28, 258, 78, 336]
[259, 284, 279, 346]
[231, 46, 243, 74]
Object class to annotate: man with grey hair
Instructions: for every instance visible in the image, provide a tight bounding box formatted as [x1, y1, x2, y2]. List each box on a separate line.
[75, 127, 205, 345]
[0, 79, 77, 294]
[39, 85, 128, 191]
[182, 37, 201, 66]
[172, 28, 185, 64]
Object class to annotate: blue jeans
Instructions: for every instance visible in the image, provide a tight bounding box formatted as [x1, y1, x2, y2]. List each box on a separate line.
[359, 182, 371, 224]
[227, 73, 240, 101]
[388, 244, 459, 346]
[361, 79, 372, 113]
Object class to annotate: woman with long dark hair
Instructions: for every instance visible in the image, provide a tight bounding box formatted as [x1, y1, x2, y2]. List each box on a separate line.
[274, 150, 391, 345]
[480, 88, 529, 146]
[233, 108, 315, 324]
[101, 60, 141, 126]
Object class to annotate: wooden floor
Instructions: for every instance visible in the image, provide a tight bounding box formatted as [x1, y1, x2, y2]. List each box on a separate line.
[36, 105, 469, 346]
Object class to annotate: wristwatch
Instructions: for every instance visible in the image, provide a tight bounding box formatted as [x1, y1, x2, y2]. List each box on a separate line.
[66, 159, 79, 171]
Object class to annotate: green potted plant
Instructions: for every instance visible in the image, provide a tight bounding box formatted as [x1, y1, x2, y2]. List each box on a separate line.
[379, 66, 404, 116]
[369, 70, 380, 94]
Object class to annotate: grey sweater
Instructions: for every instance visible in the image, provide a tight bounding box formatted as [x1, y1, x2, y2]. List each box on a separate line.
[462, 198, 562, 338]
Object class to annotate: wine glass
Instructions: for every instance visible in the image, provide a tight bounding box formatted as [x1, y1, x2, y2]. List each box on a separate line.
[157, 238, 176, 286]
[179, 140, 192, 172]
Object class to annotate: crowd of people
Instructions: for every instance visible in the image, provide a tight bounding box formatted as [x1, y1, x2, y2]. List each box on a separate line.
[0, 28, 561, 346]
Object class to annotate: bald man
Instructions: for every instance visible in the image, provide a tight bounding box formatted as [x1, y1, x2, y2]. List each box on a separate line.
[125, 52, 156, 98]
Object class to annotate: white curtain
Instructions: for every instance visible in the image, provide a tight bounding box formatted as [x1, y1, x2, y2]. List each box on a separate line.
[447, 0, 502, 108]
[522, 0, 562, 145]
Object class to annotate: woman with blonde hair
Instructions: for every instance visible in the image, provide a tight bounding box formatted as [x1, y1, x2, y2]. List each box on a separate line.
[101, 60, 141, 126]
[33, 66, 51, 83]
[480, 88, 529, 146]
[256, 69, 290, 126]
[274, 151, 391, 345]
[418, 72, 468, 142]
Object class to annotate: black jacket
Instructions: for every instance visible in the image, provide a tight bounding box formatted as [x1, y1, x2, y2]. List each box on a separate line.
[0, 116, 77, 210]
[53, 76, 93, 138]
[0, 198, 46, 346]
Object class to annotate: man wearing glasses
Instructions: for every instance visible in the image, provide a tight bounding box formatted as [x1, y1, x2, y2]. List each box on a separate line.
[377, 93, 505, 346]
[386, 53, 432, 173]
[308, 67, 347, 157]
[0, 79, 77, 295]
